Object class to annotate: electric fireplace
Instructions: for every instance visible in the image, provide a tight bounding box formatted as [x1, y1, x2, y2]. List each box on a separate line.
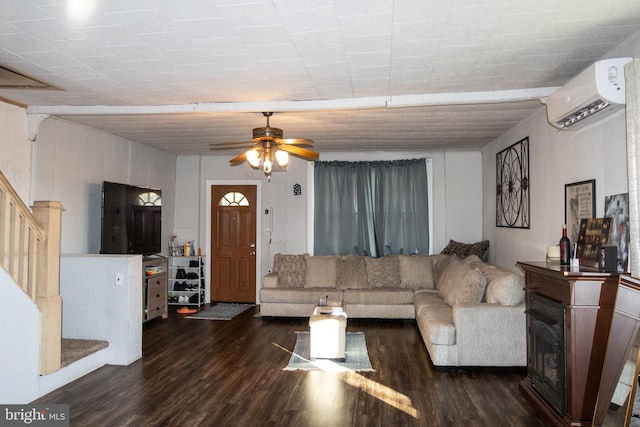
[527, 293, 566, 415]
[518, 261, 619, 427]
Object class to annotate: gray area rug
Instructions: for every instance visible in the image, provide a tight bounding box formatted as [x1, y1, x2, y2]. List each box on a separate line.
[187, 303, 253, 320]
[284, 331, 374, 372]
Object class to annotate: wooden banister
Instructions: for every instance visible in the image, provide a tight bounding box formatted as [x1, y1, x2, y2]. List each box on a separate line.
[0, 171, 63, 374]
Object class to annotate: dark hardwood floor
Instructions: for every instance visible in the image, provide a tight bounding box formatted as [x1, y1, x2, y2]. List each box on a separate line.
[35, 305, 551, 427]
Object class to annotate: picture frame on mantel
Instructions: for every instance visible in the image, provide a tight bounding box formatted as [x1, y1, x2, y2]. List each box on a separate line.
[565, 179, 595, 244]
[576, 217, 612, 268]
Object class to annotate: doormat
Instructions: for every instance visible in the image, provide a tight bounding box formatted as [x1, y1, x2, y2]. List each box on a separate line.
[186, 303, 254, 320]
[284, 331, 374, 372]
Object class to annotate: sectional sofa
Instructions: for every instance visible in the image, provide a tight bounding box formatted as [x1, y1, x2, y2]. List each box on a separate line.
[259, 250, 527, 368]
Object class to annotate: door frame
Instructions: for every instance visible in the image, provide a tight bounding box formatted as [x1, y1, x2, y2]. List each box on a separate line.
[206, 180, 262, 304]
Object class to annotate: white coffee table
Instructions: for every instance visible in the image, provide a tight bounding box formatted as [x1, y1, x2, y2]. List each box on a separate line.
[308, 303, 347, 361]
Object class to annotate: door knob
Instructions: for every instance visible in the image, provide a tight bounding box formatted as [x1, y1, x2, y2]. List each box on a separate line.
[250, 251, 256, 256]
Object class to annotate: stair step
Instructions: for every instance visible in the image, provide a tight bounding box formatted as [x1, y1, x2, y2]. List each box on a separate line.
[61, 339, 109, 367]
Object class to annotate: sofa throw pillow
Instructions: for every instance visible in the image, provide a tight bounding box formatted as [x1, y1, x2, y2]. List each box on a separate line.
[273, 253, 306, 288]
[437, 256, 464, 299]
[304, 254, 338, 288]
[433, 254, 456, 289]
[399, 255, 435, 289]
[365, 255, 401, 288]
[440, 239, 490, 261]
[336, 256, 368, 289]
[444, 266, 487, 306]
[484, 267, 525, 306]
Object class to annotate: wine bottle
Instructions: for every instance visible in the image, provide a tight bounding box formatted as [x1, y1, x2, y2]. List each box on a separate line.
[559, 224, 571, 266]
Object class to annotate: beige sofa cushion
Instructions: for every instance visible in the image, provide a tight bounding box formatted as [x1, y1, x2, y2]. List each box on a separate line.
[432, 254, 456, 285]
[260, 287, 343, 304]
[399, 255, 435, 289]
[365, 255, 400, 288]
[343, 288, 415, 305]
[445, 267, 486, 306]
[437, 256, 462, 298]
[463, 255, 524, 306]
[484, 267, 525, 306]
[273, 253, 306, 288]
[336, 256, 368, 289]
[262, 273, 278, 288]
[414, 292, 456, 345]
[438, 257, 487, 306]
[304, 255, 337, 288]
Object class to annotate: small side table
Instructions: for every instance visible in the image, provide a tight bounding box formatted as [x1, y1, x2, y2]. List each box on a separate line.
[309, 304, 347, 361]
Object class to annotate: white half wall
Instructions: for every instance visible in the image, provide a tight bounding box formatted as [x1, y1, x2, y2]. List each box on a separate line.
[59, 254, 143, 366]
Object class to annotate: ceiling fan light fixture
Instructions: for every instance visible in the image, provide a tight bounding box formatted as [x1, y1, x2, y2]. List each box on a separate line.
[275, 150, 289, 167]
[215, 112, 318, 181]
[246, 148, 260, 167]
[253, 126, 283, 140]
[263, 157, 273, 174]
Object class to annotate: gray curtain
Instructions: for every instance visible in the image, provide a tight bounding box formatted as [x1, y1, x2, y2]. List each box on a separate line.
[314, 158, 429, 256]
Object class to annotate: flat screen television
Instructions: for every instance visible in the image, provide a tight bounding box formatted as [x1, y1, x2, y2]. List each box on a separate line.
[100, 181, 162, 255]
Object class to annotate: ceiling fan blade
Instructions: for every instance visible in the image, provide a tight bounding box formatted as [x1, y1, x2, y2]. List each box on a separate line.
[277, 138, 314, 146]
[229, 152, 247, 165]
[278, 144, 319, 161]
[209, 141, 255, 148]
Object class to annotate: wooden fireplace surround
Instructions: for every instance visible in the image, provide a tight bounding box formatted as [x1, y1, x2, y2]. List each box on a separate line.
[517, 261, 619, 427]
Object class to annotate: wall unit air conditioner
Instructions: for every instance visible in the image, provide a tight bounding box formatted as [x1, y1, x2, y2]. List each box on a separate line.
[546, 57, 632, 130]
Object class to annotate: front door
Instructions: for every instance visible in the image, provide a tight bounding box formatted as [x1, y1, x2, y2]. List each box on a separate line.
[210, 185, 257, 303]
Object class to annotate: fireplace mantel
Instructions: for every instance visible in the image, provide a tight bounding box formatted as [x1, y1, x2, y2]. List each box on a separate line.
[517, 261, 619, 427]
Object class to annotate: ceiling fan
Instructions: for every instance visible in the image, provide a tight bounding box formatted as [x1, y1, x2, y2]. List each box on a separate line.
[209, 112, 319, 176]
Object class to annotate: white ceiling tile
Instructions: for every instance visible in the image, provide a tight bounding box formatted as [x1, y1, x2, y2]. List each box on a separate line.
[289, 29, 344, 51]
[278, 6, 339, 34]
[338, 14, 393, 38]
[393, 0, 452, 23]
[0, 1, 637, 154]
[3, 0, 51, 22]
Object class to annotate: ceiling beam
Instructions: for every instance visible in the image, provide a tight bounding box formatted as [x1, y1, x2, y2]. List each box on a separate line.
[26, 88, 559, 116]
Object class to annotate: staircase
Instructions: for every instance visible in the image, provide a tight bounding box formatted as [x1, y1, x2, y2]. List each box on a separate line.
[1, 171, 135, 403]
[0, 170, 64, 375]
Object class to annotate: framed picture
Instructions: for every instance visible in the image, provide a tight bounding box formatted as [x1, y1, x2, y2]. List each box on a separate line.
[565, 179, 595, 244]
[576, 217, 612, 268]
[604, 193, 630, 272]
[496, 137, 530, 228]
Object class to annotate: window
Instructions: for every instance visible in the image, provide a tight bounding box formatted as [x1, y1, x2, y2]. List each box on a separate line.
[137, 192, 161, 206]
[218, 191, 249, 207]
[313, 159, 430, 256]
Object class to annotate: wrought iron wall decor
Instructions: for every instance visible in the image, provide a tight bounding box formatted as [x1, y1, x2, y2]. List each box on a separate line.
[496, 137, 530, 228]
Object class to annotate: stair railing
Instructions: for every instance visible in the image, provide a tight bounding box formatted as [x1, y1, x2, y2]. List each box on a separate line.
[0, 170, 63, 375]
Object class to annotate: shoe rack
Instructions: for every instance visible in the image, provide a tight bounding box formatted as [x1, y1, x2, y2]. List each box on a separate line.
[168, 256, 205, 306]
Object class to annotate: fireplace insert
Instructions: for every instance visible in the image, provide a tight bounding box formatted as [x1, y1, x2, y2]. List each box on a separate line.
[527, 293, 566, 415]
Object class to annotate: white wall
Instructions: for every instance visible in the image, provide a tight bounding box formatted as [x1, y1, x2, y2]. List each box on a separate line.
[34, 117, 177, 255]
[482, 31, 640, 273]
[483, 104, 629, 272]
[175, 149, 483, 302]
[0, 102, 30, 203]
[444, 151, 483, 244]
